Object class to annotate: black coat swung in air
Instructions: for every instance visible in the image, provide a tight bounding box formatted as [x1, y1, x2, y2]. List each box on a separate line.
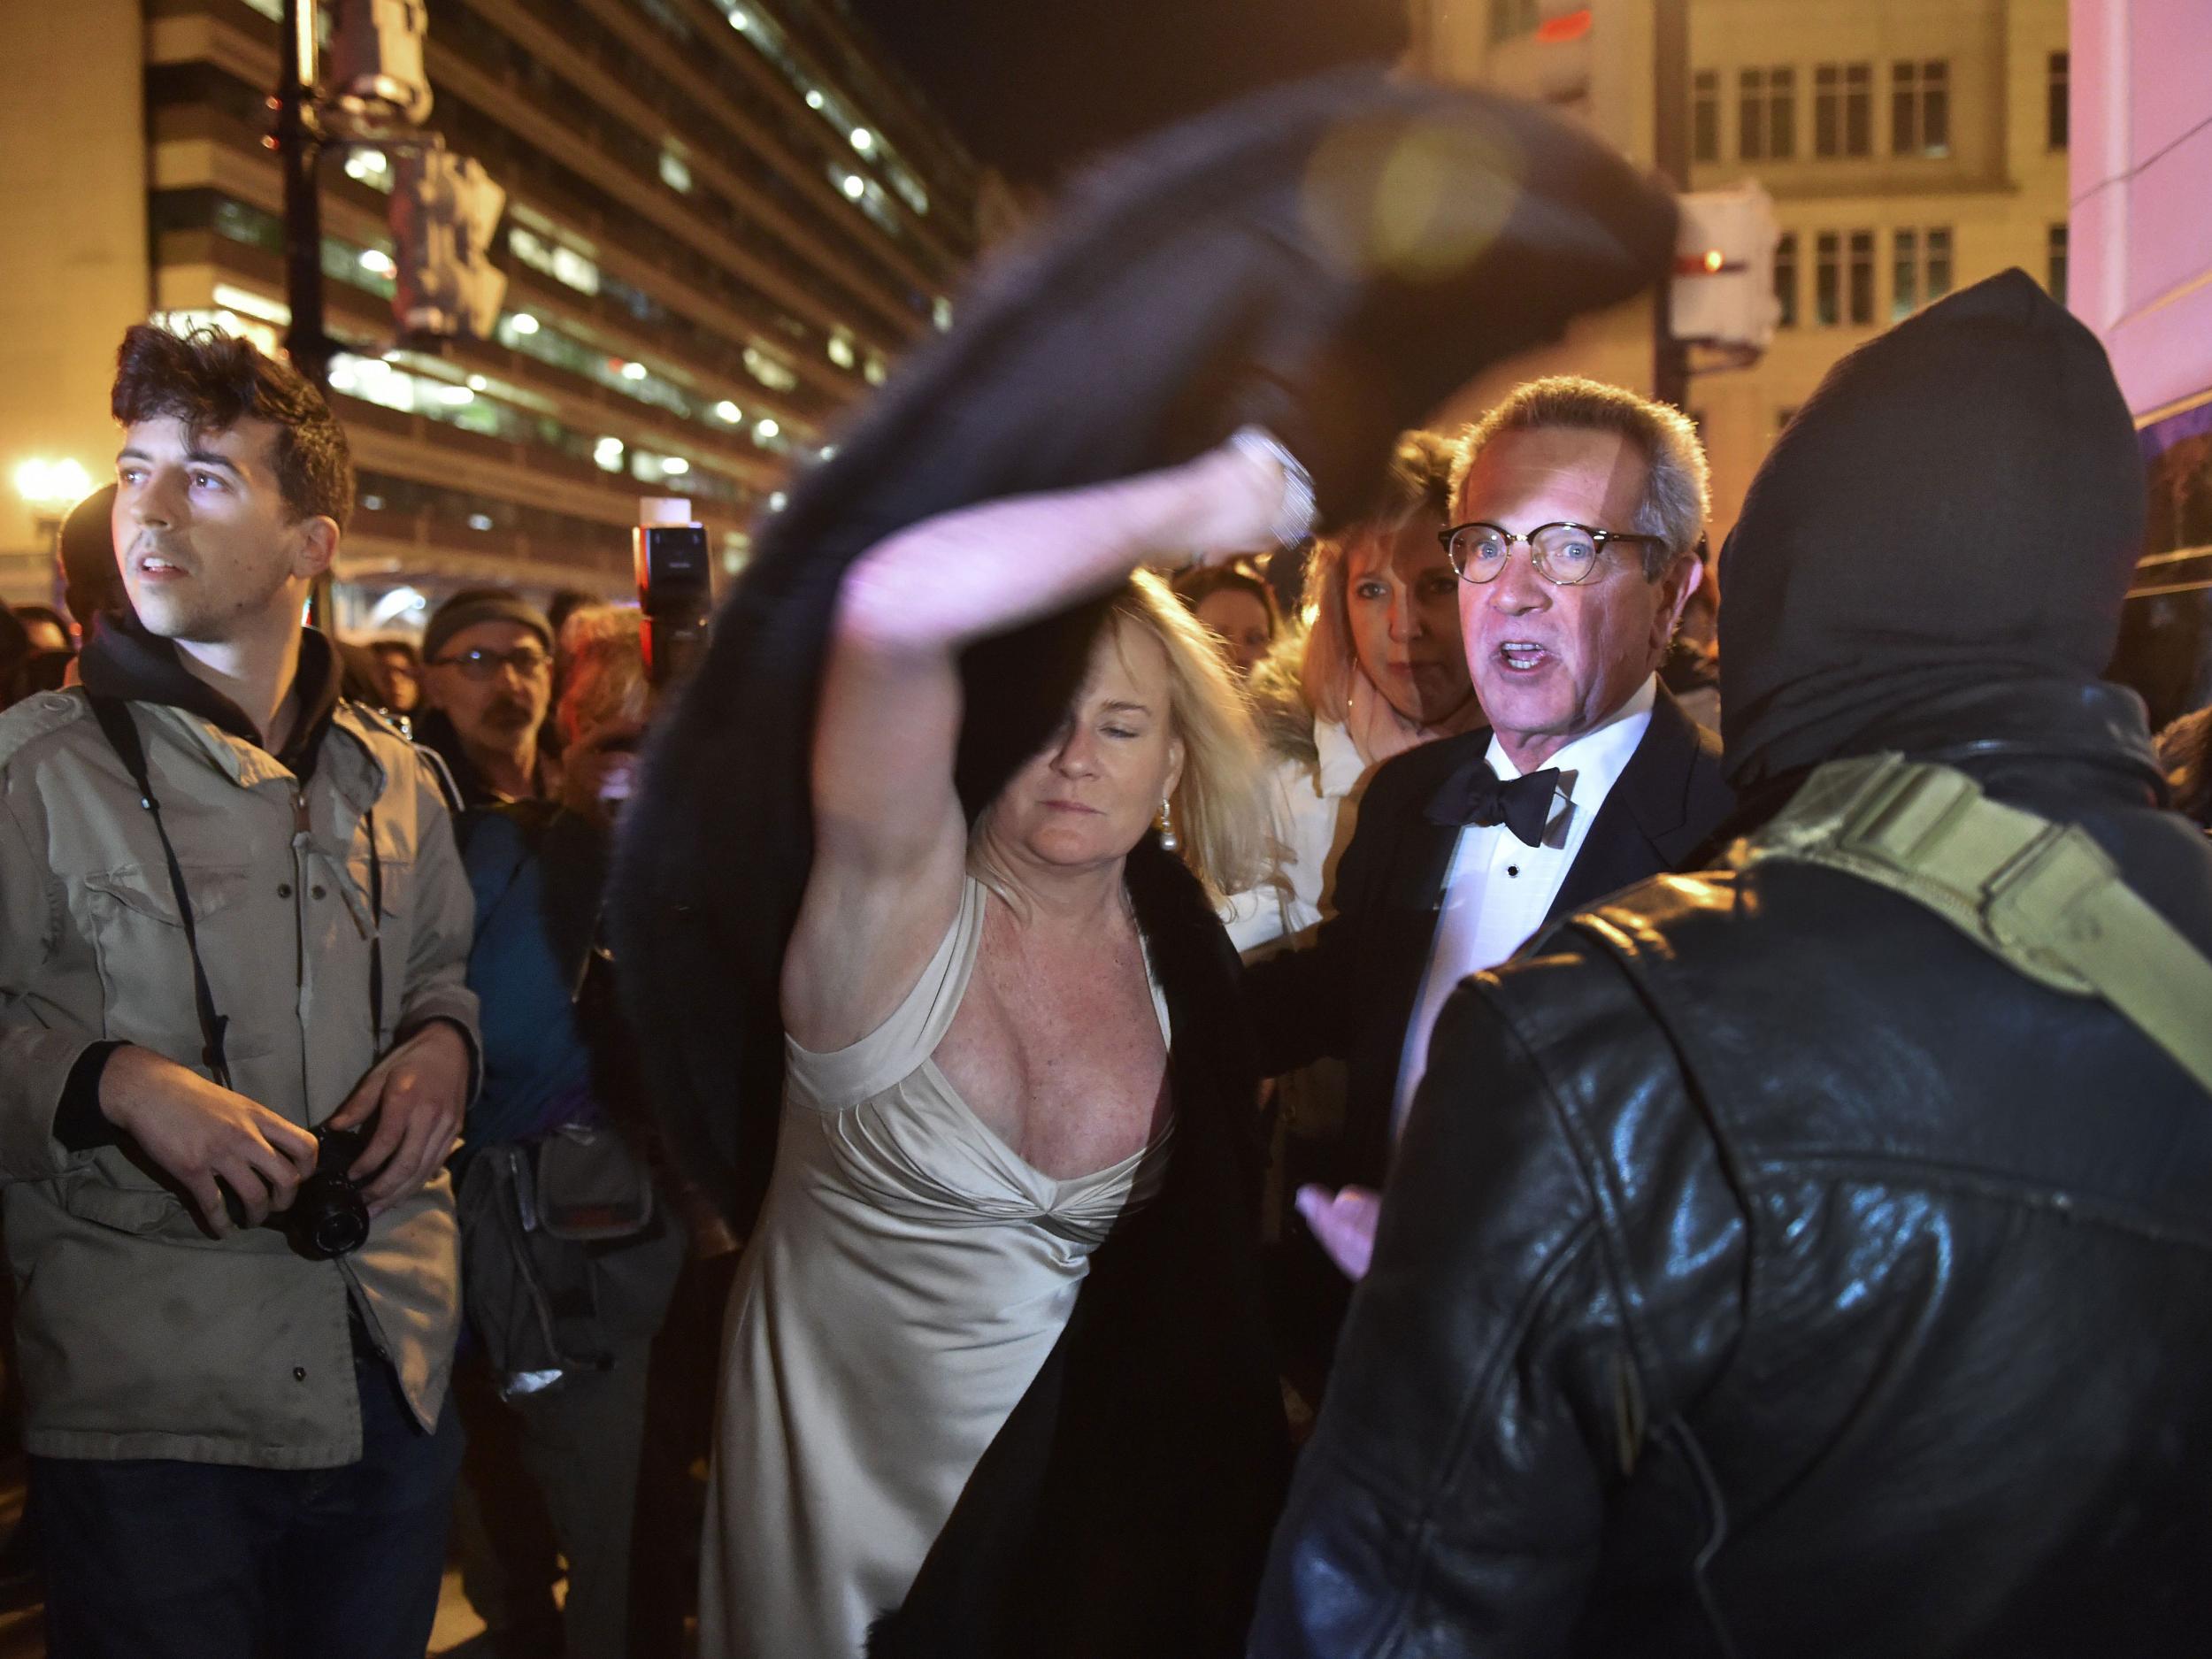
[608, 70, 1679, 1656]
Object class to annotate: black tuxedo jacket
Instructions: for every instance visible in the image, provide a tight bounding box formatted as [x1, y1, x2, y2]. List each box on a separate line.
[1245, 685, 1733, 1188]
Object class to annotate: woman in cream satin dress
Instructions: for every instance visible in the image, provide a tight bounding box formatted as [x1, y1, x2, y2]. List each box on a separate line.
[698, 436, 1295, 1657]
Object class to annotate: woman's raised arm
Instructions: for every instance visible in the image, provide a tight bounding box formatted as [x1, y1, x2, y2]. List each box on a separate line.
[781, 439, 1294, 1049]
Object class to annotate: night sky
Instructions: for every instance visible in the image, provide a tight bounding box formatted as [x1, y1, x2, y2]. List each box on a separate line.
[847, 0, 1409, 185]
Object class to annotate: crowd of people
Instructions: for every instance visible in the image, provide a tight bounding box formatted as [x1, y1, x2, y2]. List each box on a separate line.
[0, 253, 2208, 1659]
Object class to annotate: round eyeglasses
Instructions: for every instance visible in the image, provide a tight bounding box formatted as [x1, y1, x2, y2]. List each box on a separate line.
[1438, 520, 1666, 588]
[431, 645, 551, 681]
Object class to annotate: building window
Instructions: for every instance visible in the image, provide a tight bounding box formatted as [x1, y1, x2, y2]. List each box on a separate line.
[1891, 227, 1955, 318]
[1694, 70, 1719, 164]
[1815, 63, 1872, 157]
[508, 226, 601, 297]
[1848, 230, 1875, 325]
[1775, 230, 1798, 327]
[1892, 59, 1951, 157]
[1768, 66, 1796, 158]
[1489, 0, 1539, 43]
[2047, 51, 2070, 150]
[2048, 223, 2069, 303]
[1925, 62, 1951, 153]
[1815, 231, 1839, 326]
[1739, 66, 1794, 160]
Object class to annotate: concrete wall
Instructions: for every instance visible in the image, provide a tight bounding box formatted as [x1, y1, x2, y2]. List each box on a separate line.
[0, 0, 150, 581]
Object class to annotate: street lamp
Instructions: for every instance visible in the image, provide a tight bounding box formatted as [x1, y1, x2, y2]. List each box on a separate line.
[12, 457, 95, 616]
[14, 458, 94, 518]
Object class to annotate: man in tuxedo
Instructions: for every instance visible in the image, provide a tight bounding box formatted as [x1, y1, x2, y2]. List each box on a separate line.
[1248, 376, 1733, 1271]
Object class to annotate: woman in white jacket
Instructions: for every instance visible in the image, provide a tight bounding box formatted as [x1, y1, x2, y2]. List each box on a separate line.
[1224, 431, 1483, 955]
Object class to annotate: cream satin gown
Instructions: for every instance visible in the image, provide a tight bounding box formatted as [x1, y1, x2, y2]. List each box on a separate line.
[698, 878, 1171, 1658]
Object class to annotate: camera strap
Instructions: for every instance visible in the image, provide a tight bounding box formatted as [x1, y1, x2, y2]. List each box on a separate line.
[89, 695, 232, 1090]
[366, 807, 383, 1041]
[88, 695, 388, 1092]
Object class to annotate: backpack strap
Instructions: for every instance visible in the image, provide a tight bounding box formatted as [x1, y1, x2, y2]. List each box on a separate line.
[1727, 753, 2212, 1097]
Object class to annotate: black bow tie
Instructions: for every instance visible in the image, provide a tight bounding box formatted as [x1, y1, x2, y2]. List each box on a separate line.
[1425, 759, 1563, 847]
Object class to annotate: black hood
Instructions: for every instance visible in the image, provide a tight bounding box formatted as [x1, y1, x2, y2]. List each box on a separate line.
[78, 611, 345, 779]
[1717, 268, 2147, 789]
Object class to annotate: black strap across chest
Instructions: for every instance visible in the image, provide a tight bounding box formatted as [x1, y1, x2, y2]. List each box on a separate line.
[88, 696, 384, 1092]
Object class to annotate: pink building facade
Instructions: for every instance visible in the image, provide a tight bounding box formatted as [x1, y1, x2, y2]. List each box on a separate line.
[2073, 0, 2212, 723]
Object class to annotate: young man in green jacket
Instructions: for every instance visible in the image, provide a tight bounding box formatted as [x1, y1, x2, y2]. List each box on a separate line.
[0, 326, 480, 1658]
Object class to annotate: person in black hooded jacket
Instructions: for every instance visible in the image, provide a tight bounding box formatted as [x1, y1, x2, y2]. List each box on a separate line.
[1250, 268, 2212, 1658]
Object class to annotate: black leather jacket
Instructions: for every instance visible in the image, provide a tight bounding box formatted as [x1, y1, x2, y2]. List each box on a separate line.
[1251, 684, 2212, 1657]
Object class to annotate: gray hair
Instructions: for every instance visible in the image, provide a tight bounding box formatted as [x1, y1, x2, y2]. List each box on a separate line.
[1450, 376, 1710, 578]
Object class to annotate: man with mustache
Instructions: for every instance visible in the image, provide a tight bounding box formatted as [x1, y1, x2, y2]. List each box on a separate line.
[414, 589, 557, 809]
[0, 324, 479, 1656]
[1248, 377, 1732, 1284]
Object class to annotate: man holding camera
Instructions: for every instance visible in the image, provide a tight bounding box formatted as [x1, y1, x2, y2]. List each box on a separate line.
[0, 326, 479, 1658]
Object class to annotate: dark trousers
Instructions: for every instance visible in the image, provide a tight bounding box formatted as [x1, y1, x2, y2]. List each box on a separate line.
[30, 1340, 462, 1659]
[455, 1333, 655, 1659]
[454, 1215, 687, 1658]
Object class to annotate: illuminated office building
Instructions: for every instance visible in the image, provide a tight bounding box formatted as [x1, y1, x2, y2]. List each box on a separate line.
[0, 0, 982, 619]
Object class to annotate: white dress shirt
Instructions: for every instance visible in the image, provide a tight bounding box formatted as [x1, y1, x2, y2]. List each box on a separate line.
[1391, 675, 1659, 1134]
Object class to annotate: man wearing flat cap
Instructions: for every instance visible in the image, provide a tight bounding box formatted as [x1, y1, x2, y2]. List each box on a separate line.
[414, 588, 557, 809]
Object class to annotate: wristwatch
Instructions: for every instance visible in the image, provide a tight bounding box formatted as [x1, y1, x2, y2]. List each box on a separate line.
[1228, 425, 1317, 549]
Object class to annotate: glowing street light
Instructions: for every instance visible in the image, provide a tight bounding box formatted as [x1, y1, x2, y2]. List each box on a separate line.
[14, 457, 94, 512]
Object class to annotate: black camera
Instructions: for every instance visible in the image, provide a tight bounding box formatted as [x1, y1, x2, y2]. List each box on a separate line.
[289, 1117, 377, 1259]
[634, 500, 712, 689]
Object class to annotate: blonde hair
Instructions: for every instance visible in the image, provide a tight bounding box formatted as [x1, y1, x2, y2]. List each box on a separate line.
[1298, 429, 1457, 724]
[557, 601, 625, 663]
[972, 569, 1272, 904]
[557, 608, 647, 746]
